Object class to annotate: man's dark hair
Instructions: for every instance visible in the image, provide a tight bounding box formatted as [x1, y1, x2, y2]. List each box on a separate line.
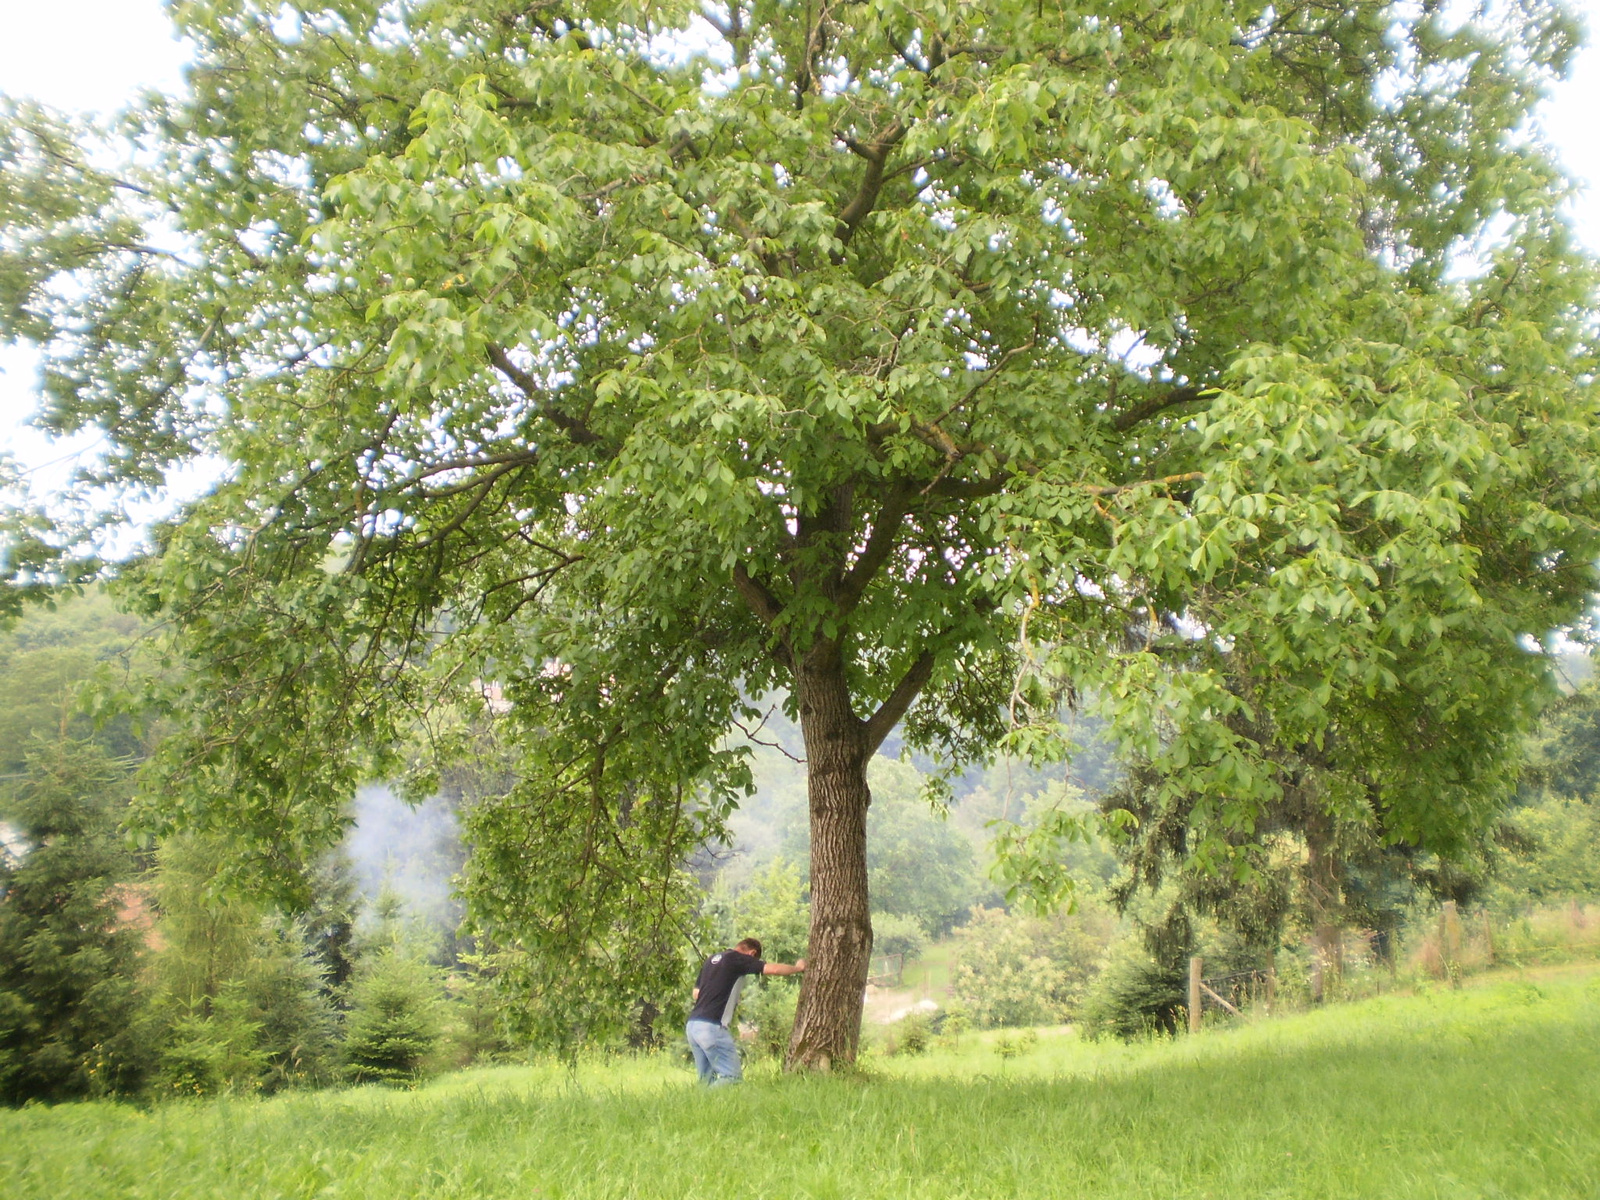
[735, 937, 762, 958]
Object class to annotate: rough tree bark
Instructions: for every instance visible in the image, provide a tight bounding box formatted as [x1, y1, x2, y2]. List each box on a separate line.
[785, 642, 874, 1070]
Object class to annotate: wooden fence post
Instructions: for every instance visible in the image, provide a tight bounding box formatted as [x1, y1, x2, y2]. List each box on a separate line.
[1188, 956, 1203, 1034]
[1481, 909, 1495, 965]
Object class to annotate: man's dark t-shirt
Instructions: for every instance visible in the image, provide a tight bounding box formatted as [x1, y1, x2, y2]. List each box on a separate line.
[689, 949, 766, 1026]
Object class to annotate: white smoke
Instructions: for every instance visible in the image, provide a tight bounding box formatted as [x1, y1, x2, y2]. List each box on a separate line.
[343, 784, 465, 938]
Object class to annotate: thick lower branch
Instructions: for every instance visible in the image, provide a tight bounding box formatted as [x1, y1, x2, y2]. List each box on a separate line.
[733, 562, 794, 669]
[733, 562, 785, 627]
[836, 486, 912, 612]
[862, 648, 937, 755]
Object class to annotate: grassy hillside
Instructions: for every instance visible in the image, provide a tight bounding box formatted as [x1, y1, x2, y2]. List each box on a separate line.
[5, 966, 1598, 1199]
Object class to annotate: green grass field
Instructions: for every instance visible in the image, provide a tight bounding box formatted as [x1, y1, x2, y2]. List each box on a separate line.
[5, 966, 1598, 1200]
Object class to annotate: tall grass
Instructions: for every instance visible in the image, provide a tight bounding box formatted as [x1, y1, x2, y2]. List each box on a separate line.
[1296, 901, 1600, 1009]
[5, 965, 1598, 1199]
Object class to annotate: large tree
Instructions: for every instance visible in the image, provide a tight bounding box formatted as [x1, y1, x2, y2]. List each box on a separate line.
[3, 0, 1599, 1067]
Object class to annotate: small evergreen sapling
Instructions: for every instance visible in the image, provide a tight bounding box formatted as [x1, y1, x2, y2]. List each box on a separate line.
[342, 949, 443, 1086]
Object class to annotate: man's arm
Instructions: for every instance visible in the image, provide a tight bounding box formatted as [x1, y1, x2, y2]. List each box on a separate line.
[762, 958, 806, 976]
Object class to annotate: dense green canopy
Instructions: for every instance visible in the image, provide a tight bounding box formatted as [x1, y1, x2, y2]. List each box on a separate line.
[3, 0, 1598, 1063]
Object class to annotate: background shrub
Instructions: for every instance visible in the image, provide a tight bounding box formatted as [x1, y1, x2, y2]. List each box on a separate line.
[949, 902, 1116, 1029]
[871, 912, 927, 964]
[1078, 939, 1188, 1039]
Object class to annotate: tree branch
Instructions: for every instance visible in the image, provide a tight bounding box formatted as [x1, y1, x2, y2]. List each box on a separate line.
[1110, 385, 1213, 432]
[486, 343, 607, 446]
[400, 447, 543, 484]
[701, 2, 751, 66]
[924, 474, 1011, 500]
[863, 648, 938, 755]
[835, 120, 907, 251]
[733, 562, 793, 670]
[525, 10, 594, 51]
[927, 468, 1205, 502]
[731, 705, 806, 764]
[867, 414, 981, 461]
[861, 374, 1202, 502]
[837, 485, 913, 612]
[725, 206, 788, 276]
[732, 562, 785, 627]
[934, 329, 1038, 426]
[794, 1, 832, 108]
[1081, 472, 1205, 497]
[863, 412, 1005, 499]
[411, 454, 540, 500]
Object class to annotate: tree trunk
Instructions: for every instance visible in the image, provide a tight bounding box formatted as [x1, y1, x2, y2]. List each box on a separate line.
[785, 644, 873, 1071]
[1305, 812, 1342, 1004]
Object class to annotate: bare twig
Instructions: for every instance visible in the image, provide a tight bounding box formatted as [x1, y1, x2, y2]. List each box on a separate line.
[731, 706, 806, 763]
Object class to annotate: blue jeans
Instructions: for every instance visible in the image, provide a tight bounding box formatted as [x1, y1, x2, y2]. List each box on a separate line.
[686, 1019, 742, 1085]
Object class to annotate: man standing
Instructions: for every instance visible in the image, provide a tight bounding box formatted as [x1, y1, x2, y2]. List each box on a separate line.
[686, 937, 805, 1085]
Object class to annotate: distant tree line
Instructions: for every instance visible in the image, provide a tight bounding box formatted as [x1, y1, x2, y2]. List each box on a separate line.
[7, 590, 1600, 1103]
[708, 665, 1600, 1048]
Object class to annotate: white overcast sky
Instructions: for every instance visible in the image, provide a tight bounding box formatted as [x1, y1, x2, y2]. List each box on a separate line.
[1, 0, 1599, 496]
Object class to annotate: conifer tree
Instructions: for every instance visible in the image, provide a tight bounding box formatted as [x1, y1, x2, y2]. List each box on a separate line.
[342, 949, 443, 1086]
[0, 739, 149, 1103]
[147, 835, 339, 1094]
